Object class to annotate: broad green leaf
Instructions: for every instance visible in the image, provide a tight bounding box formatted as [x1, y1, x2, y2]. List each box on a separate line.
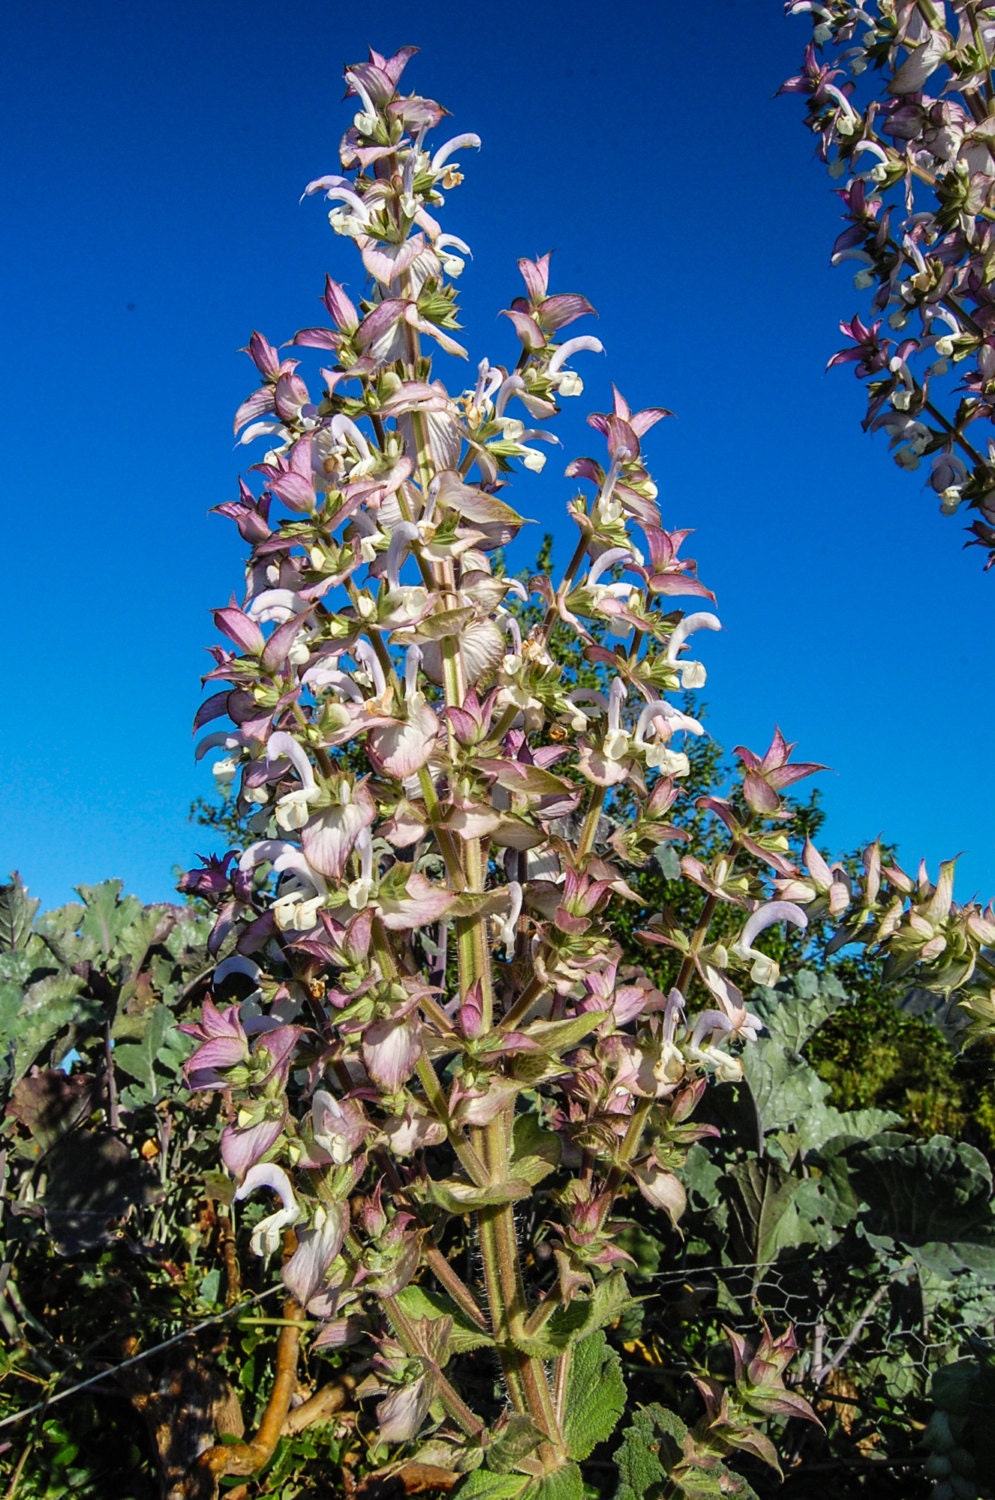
[517, 1012, 607, 1056]
[423, 1175, 532, 1212]
[749, 970, 848, 1054]
[518, 1271, 633, 1358]
[488, 765, 574, 799]
[35, 902, 89, 964]
[612, 1402, 686, 1500]
[391, 1284, 494, 1353]
[563, 1330, 626, 1460]
[613, 1224, 662, 1281]
[680, 1141, 727, 1229]
[817, 1106, 902, 1150]
[484, 1414, 545, 1474]
[0, 873, 39, 953]
[165, 913, 210, 958]
[77, 880, 143, 957]
[6, 1071, 94, 1152]
[7, 973, 86, 1082]
[726, 1158, 819, 1269]
[850, 1134, 994, 1246]
[799, 1150, 862, 1233]
[652, 843, 682, 879]
[435, 474, 526, 528]
[0, 950, 35, 986]
[510, 1154, 559, 1187]
[740, 1037, 832, 1146]
[112, 1003, 175, 1104]
[679, 1466, 762, 1499]
[42, 1131, 154, 1256]
[116, 907, 170, 990]
[913, 1238, 995, 1278]
[454, 1470, 530, 1500]
[531, 1463, 583, 1500]
[512, 1112, 560, 1172]
[415, 605, 477, 640]
[0, 979, 24, 1044]
[504, 1119, 561, 1190]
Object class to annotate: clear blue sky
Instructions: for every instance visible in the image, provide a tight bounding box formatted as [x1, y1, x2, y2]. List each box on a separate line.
[3, 0, 992, 913]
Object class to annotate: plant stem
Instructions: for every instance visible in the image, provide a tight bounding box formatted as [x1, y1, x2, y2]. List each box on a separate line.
[384, 1295, 486, 1438]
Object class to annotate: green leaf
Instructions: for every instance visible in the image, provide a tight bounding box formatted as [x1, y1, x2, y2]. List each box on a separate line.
[563, 1331, 626, 1460]
[913, 1238, 995, 1278]
[613, 1223, 662, 1282]
[726, 1158, 819, 1268]
[512, 1112, 561, 1172]
[391, 1284, 494, 1353]
[111, 1003, 175, 1104]
[612, 1403, 687, 1500]
[850, 1134, 994, 1246]
[531, 1463, 583, 1500]
[652, 843, 682, 880]
[423, 1176, 532, 1212]
[5, 973, 86, 1082]
[680, 1141, 727, 1230]
[485, 1414, 545, 1474]
[748, 970, 848, 1054]
[517, 1271, 633, 1358]
[454, 1471, 531, 1500]
[740, 1037, 832, 1147]
[415, 605, 477, 640]
[77, 880, 143, 957]
[6, 1070, 94, 1152]
[508, 1110, 562, 1188]
[678, 1467, 761, 1500]
[515, 1012, 607, 1058]
[0, 949, 35, 986]
[116, 906, 169, 988]
[0, 873, 39, 952]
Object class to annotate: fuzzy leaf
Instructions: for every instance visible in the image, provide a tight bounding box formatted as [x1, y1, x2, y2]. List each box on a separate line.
[453, 1472, 530, 1500]
[740, 1037, 832, 1146]
[747, 970, 849, 1054]
[42, 1131, 155, 1256]
[414, 606, 477, 641]
[850, 1134, 995, 1249]
[515, 1272, 634, 1358]
[76, 881, 145, 958]
[6, 973, 86, 1082]
[0, 874, 39, 953]
[112, 1004, 176, 1105]
[677, 1467, 761, 1499]
[563, 1330, 626, 1459]
[484, 1414, 545, 1474]
[614, 1404, 762, 1500]
[6, 1070, 94, 1152]
[531, 1464, 583, 1500]
[517, 1011, 607, 1057]
[435, 472, 526, 528]
[391, 1284, 494, 1353]
[612, 1403, 687, 1500]
[726, 1158, 819, 1267]
[511, 1111, 561, 1185]
[423, 1175, 532, 1212]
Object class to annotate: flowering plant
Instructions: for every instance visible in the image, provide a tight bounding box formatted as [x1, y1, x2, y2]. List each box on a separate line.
[182, 43, 995, 1496]
[784, 0, 995, 566]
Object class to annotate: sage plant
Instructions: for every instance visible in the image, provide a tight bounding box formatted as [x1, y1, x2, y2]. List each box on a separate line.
[183, 46, 831, 1493]
[784, 0, 995, 567]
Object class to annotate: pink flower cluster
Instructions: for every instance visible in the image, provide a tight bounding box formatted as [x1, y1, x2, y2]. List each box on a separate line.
[784, 0, 995, 564]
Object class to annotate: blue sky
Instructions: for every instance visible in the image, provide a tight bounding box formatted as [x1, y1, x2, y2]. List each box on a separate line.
[3, 0, 992, 914]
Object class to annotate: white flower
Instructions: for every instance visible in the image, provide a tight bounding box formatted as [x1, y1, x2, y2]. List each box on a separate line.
[235, 1164, 301, 1257]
